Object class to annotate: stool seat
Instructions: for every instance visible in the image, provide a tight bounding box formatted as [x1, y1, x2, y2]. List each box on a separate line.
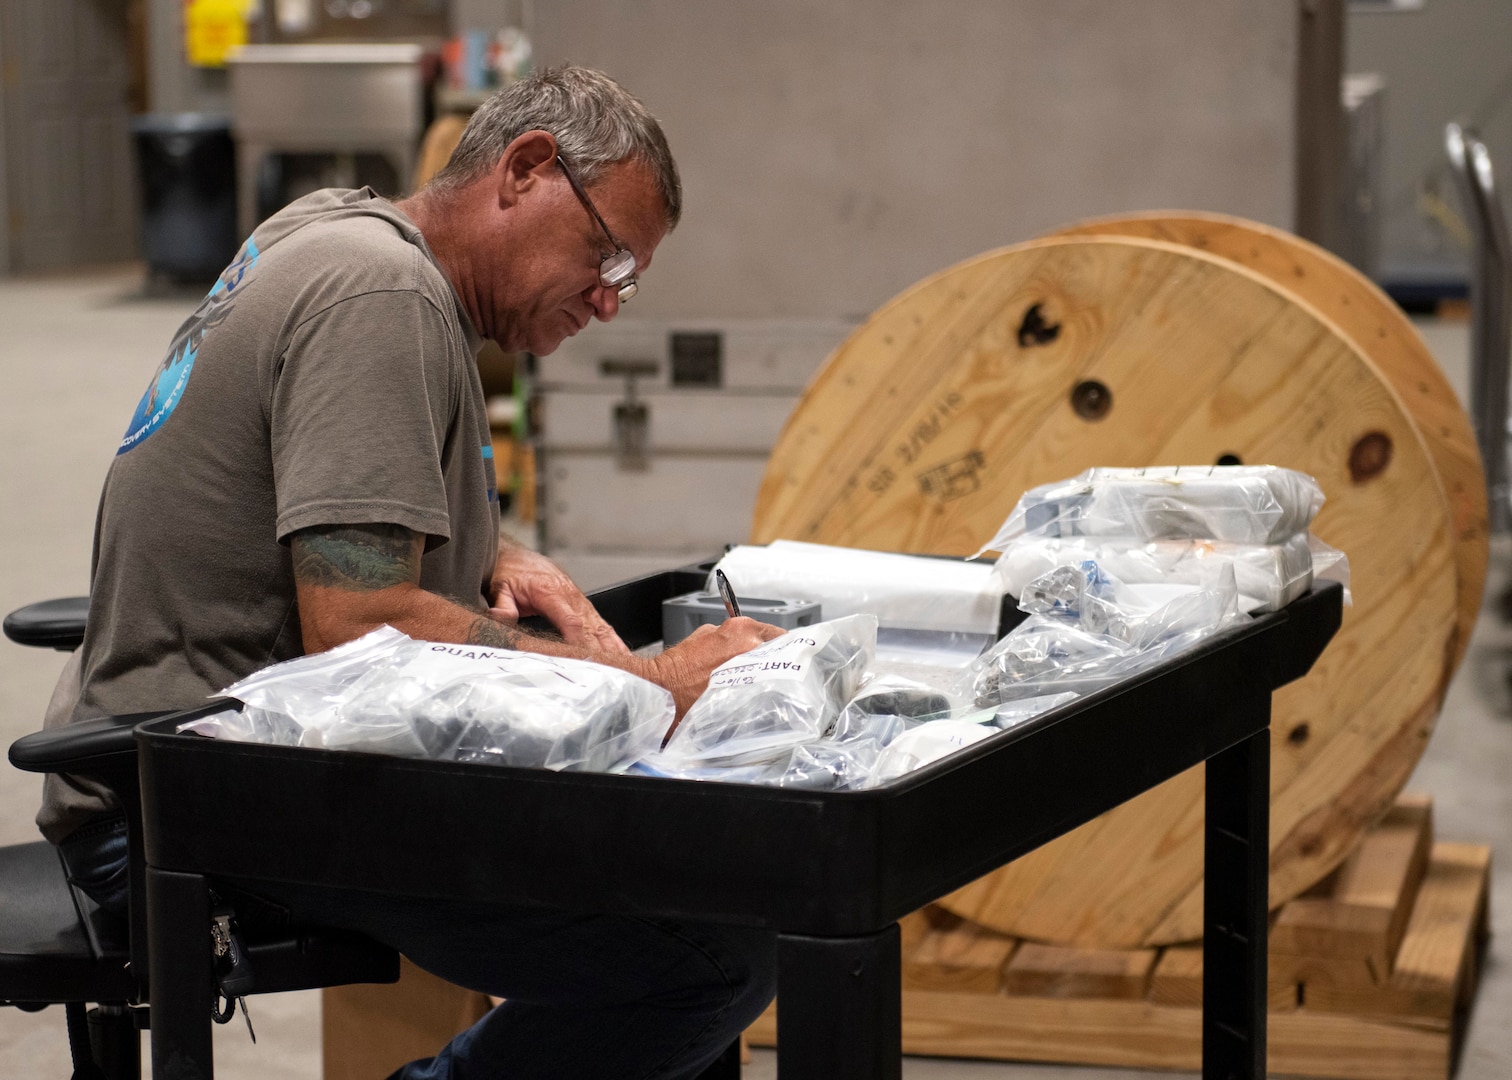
[0, 840, 133, 1004]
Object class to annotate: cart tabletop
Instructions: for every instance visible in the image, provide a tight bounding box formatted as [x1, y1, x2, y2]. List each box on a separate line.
[137, 572, 1341, 937]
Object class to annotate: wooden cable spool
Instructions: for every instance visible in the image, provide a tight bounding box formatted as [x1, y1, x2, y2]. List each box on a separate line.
[751, 232, 1464, 947]
[1051, 212, 1486, 674]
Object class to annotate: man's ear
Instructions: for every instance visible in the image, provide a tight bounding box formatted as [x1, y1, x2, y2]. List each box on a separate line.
[495, 130, 559, 209]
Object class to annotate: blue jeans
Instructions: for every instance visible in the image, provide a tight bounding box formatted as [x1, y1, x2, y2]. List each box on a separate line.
[57, 814, 131, 915]
[59, 819, 776, 1080]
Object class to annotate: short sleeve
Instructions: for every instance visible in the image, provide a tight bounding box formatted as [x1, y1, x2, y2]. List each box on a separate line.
[271, 289, 456, 545]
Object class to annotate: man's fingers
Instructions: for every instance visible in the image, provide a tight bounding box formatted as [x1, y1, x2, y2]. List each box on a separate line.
[526, 587, 630, 654]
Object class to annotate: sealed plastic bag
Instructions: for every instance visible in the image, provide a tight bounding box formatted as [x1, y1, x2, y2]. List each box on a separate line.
[832, 673, 961, 740]
[963, 560, 1245, 707]
[993, 691, 1081, 731]
[974, 466, 1325, 555]
[867, 720, 998, 786]
[657, 614, 878, 767]
[217, 625, 413, 740]
[636, 710, 906, 791]
[182, 627, 675, 774]
[1018, 561, 1242, 649]
[994, 533, 1314, 614]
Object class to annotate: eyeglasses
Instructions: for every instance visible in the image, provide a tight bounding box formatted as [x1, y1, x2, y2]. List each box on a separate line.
[557, 156, 639, 303]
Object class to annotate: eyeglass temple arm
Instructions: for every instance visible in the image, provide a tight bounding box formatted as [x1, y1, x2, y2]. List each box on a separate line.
[556, 156, 623, 251]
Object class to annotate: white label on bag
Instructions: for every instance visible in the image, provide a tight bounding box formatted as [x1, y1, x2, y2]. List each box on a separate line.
[705, 623, 838, 689]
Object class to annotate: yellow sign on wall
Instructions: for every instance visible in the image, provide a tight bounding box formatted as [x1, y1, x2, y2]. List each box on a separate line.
[184, 0, 251, 69]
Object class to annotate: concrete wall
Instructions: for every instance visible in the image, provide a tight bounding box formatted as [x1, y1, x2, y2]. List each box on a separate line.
[531, 0, 1306, 321]
[146, 0, 231, 115]
[0, 14, 11, 275]
[1348, 0, 1512, 287]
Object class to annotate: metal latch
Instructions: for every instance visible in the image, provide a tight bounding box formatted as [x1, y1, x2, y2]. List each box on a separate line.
[600, 359, 659, 471]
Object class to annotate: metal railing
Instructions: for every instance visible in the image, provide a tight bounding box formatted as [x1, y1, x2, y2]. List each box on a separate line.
[1446, 123, 1512, 533]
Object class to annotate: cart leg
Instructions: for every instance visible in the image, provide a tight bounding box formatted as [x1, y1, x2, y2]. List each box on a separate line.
[776, 925, 900, 1080]
[148, 865, 215, 1079]
[1203, 724, 1270, 1080]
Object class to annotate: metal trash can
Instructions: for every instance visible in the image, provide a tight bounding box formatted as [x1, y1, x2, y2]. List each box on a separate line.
[131, 113, 238, 282]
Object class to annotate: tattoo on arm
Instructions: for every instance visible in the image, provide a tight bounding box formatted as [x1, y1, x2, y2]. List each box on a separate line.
[464, 617, 562, 650]
[290, 523, 423, 591]
[465, 616, 525, 649]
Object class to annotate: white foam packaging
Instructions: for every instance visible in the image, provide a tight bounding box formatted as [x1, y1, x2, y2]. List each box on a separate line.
[711, 540, 1005, 634]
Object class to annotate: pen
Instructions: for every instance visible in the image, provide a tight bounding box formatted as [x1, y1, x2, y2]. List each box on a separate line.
[715, 569, 742, 618]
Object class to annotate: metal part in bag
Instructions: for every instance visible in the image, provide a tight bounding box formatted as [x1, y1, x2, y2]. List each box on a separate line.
[656, 614, 878, 766]
[661, 591, 820, 646]
[994, 533, 1314, 614]
[1018, 561, 1243, 649]
[833, 673, 960, 741]
[963, 560, 1246, 707]
[973, 465, 1326, 554]
[323, 644, 674, 772]
[188, 628, 675, 774]
[635, 711, 907, 791]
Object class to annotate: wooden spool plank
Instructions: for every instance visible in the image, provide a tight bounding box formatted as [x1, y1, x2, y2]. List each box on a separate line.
[1277, 841, 1490, 1022]
[1002, 941, 1158, 1000]
[748, 993, 1455, 1080]
[902, 912, 1017, 994]
[1149, 945, 1298, 1012]
[1272, 795, 1434, 974]
[1052, 212, 1487, 675]
[752, 236, 1458, 947]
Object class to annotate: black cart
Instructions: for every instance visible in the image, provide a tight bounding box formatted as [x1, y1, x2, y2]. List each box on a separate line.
[137, 566, 1342, 1080]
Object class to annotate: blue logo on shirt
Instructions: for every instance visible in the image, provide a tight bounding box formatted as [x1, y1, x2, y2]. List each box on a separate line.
[482, 444, 498, 503]
[118, 238, 261, 454]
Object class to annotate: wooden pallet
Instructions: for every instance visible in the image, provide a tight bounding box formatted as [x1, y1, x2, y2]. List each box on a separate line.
[747, 796, 1490, 1080]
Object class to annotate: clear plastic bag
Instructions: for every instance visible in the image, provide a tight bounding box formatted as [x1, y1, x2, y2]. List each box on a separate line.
[832, 672, 962, 740]
[713, 540, 1005, 634]
[1308, 533, 1353, 605]
[635, 711, 907, 791]
[219, 625, 413, 741]
[1018, 561, 1242, 649]
[866, 720, 998, 786]
[182, 627, 675, 774]
[963, 560, 1245, 707]
[657, 614, 878, 767]
[994, 533, 1314, 614]
[993, 691, 1081, 731]
[973, 465, 1326, 555]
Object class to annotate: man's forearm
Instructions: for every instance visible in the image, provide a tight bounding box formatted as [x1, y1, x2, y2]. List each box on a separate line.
[289, 522, 648, 675]
[302, 578, 646, 672]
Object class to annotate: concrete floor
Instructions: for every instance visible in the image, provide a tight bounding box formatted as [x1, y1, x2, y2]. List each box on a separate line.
[0, 265, 1506, 1078]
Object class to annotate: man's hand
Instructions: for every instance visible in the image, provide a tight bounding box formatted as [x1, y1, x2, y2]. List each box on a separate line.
[487, 540, 629, 654]
[643, 617, 785, 719]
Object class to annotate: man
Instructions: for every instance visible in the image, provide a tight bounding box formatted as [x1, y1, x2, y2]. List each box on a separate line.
[43, 65, 782, 1078]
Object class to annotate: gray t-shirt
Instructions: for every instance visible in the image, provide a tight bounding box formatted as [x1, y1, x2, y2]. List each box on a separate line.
[39, 188, 499, 842]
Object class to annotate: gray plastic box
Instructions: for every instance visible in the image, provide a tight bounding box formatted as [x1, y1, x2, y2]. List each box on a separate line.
[661, 591, 821, 646]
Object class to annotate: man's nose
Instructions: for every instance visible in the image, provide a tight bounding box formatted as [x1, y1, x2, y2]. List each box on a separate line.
[587, 282, 620, 322]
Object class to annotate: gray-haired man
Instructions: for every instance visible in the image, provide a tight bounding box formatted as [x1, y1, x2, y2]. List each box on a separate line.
[47, 65, 779, 1078]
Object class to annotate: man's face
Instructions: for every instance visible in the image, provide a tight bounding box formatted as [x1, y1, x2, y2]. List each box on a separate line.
[489, 157, 668, 355]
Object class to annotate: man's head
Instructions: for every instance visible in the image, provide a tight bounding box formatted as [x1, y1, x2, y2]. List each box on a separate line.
[416, 65, 680, 355]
